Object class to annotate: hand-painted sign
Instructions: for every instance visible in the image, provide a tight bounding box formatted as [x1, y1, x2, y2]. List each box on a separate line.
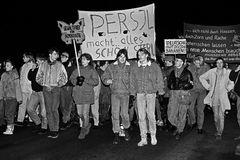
[57, 19, 85, 44]
[78, 4, 155, 60]
[184, 23, 240, 63]
[164, 39, 186, 54]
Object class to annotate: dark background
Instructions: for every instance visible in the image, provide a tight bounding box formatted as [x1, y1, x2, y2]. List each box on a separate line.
[1, 0, 240, 68]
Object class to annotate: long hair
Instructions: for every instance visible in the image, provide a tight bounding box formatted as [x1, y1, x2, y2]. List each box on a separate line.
[136, 48, 153, 61]
[116, 48, 128, 61]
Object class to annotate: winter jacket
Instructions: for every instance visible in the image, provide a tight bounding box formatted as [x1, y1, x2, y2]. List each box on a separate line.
[188, 63, 210, 91]
[229, 70, 240, 97]
[0, 69, 22, 102]
[36, 60, 68, 88]
[130, 60, 164, 95]
[101, 61, 131, 95]
[168, 66, 193, 91]
[70, 65, 99, 104]
[20, 62, 33, 93]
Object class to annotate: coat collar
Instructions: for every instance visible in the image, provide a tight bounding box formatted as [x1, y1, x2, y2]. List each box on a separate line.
[113, 61, 130, 66]
[137, 61, 151, 67]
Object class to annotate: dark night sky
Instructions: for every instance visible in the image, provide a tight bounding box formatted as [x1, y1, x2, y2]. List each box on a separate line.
[1, 0, 240, 67]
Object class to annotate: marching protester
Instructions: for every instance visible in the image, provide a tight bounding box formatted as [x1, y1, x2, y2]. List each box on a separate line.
[101, 48, 131, 144]
[26, 54, 48, 135]
[199, 57, 234, 140]
[70, 53, 99, 140]
[0, 59, 22, 135]
[96, 61, 111, 125]
[59, 52, 75, 130]
[229, 64, 240, 140]
[15, 52, 34, 126]
[188, 55, 210, 134]
[90, 62, 101, 128]
[167, 54, 193, 140]
[36, 48, 68, 138]
[130, 48, 165, 146]
[161, 55, 174, 130]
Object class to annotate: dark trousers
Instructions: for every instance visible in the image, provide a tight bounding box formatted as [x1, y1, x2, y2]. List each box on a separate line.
[43, 87, 61, 132]
[60, 86, 73, 123]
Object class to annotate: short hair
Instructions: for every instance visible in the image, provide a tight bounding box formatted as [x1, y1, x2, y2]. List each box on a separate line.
[23, 52, 35, 62]
[48, 48, 59, 55]
[214, 57, 225, 67]
[116, 48, 128, 60]
[80, 53, 94, 68]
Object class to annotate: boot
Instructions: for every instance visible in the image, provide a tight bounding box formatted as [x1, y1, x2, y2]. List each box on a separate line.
[151, 135, 157, 145]
[85, 123, 92, 135]
[137, 137, 148, 147]
[124, 128, 131, 141]
[113, 133, 120, 144]
[3, 124, 14, 135]
[78, 128, 86, 140]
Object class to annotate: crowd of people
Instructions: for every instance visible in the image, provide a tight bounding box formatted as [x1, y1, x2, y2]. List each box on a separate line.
[0, 47, 240, 152]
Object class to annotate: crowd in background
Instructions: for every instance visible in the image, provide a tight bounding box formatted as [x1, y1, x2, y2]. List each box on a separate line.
[0, 47, 240, 153]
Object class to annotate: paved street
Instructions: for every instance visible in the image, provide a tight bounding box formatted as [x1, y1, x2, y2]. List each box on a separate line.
[0, 107, 240, 160]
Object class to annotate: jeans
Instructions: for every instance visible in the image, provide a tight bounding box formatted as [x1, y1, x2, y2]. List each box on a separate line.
[27, 91, 47, 129]
[60, 86, 73, 123]
[76, 104, 90, 128]
[136, 93, 156, 138]
[111, 94, 130, 133]
[17, 92, 31, 122]
[43, 87, 61, 132]
[189, 90, 206, 129]
[3, 99, 18, 125]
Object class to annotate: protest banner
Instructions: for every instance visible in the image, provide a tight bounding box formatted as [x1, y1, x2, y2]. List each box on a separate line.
[57, 19, 86, 76]
[78, 4, 155, 60]
[184, 23, 240, 63]
[164, 39, 186, 55]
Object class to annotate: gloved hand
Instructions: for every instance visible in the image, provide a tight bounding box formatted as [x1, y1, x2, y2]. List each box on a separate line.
[76, 76, 85, 86]
[129, 95, 136, 109]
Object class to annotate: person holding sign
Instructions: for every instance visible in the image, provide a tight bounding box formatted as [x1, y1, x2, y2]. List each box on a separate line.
[167, 54, 193, 140]
[199, 57, 234, 140]
[101, 48, 131, 145]
[130, 48, 165, 146]
[70, 53, 99, 140]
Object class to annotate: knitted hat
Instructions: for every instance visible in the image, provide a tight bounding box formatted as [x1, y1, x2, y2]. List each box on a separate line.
[175, 54, 186, 62]
[164, 55, 174, 61]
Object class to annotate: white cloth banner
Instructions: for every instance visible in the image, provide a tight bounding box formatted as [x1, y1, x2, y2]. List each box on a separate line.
[78, 4, 155, 60]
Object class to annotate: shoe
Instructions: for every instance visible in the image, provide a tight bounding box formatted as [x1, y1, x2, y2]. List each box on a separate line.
[32, 124, 41, 133]
[197, 129, 203, 134]
[92, 125, 99, 130]
[3, 125, 14, 135]
[37, 129, 47, 135]
[137, 138, 148, 147]
[15, 122, 24, 127]
[124, 129, 131, 141]
[151, 136, 157, 145]
[156, 120, 164, 127]
[85, 123, 92, 135]
[235, 144, 240, 156]
[175, 132, 182, 140]
[47, 131, 59, 138]
[60, 122, 68, 131]
[78, 128, 86, 140]
[234, 135, 240, 140]
[216, 135, 222, 140]
[113, 133, 120, 144]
